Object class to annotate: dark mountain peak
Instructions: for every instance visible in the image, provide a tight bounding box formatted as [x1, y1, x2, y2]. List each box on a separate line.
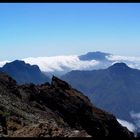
[3, 60, 29, 70]
[0, 60, 50, 84]
[51, 75, 71, 89]
[10, 60, 25, 64]
[79, 51, 110, 61]
[4, 60, 25, 67]
[3, 60, 40, 71]
[108, 62, 130, 71]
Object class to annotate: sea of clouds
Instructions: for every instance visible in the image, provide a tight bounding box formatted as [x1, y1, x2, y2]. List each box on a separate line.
[23, 55, 99, 72]
[1, 53, 140, 76]
[23, 54, 140, 75]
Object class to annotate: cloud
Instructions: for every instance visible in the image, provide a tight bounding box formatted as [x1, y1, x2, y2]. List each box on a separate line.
[22, 54, 140, 74]
[23, 55, 99, 72]
[1, 53, 140, 75]
[106, 55, 140, 62]
[117, 118, 136, 132]
[0, 61, 10, 68]
[130, 111, 140, 120]
[106, 55, 140, 70]
[130, 111, 140, 128]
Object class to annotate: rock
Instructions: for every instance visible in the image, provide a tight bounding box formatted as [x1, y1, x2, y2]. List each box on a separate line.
[0, 72, 134, 138]
[51, 76, 71, 89]
[0, 114, 7, 136]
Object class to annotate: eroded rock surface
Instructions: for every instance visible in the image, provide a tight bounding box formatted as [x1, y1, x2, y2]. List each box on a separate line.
[0, 73, 134, 138]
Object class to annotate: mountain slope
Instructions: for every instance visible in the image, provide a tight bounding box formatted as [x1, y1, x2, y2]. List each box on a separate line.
[0, 60, 50, 84]
[61, 63, 140, 125]
[0, 72, 134, 138]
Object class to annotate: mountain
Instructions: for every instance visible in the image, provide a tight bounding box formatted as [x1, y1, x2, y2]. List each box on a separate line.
[1, 51, 140, 77]
[0, 72, 134, 138]
[61, 62, 140, 128]
[0, 60, 50, 84]
[78, 51, 110, 61]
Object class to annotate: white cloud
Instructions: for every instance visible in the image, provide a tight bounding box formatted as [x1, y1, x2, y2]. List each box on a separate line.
[106, 55, 140, 70]
[22, 55, 99, 72]
[117, 118, 136, 132]
[0, 61, 10, 67]
[106, 55, 140, 62]
[130, 111, 140, 120]
[1, 53, 140, 75]
[22, 54, 140, 74]
[130, 111, 140, 128]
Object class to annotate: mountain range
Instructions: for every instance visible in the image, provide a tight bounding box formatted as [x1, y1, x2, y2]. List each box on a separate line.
[0, 60, 50, 84]
[61, 62, 140, 131]
[0, 72, 134, 138]
[0, 51, 140, 134]
[1, 51, 140, 76]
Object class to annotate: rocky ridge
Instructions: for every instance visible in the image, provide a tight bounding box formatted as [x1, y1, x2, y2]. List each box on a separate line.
[0, 72, 134, 138]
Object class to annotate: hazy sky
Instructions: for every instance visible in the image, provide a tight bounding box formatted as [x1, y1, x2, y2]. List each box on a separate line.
[0, 3, 140, 61]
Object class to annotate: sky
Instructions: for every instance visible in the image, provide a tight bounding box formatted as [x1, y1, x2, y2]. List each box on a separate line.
[0, 3, 140, 61]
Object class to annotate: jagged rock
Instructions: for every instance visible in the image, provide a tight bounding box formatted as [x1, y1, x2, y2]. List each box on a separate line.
[0, 72, 134, 138]
[51, 76, 71, 90]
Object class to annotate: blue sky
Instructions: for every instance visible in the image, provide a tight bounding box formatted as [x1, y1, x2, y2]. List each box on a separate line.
[0, 3, 140, 61]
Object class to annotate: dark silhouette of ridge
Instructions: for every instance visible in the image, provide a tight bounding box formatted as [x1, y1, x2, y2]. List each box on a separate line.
[0, 60, 50, 84]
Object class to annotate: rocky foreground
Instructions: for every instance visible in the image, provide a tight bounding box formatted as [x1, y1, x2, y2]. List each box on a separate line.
[0, 72, 134, 138]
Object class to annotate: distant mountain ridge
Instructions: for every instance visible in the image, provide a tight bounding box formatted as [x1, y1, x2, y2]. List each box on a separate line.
[1, 51, 140, 76]
[61, 62, 140, 130]
[0, 60, 50, 84]
[79, 51, 110, 61]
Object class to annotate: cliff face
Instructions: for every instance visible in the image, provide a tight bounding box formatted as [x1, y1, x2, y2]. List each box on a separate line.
[0, 72, 134, 138]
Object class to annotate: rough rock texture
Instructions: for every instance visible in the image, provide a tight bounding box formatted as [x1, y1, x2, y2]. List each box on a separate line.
[0, 72, 134, 138]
